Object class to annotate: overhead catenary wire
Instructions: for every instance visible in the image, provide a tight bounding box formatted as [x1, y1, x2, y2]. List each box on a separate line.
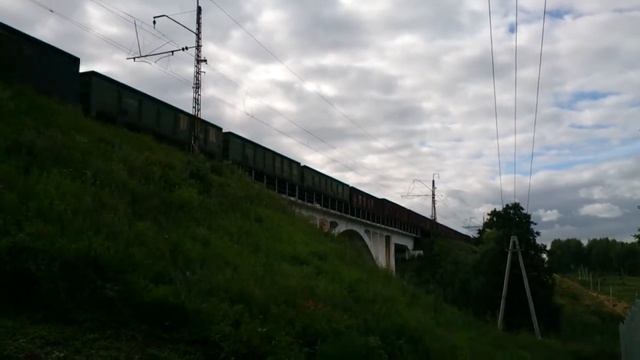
[205, 0, 393, 152]
[84, 0, 379, 176]
[27, 0, 131, 53]
[206, 67, 341, 153]
[487, 0, 505, 208]
[87, 0, 196, 59]
[526, 0, 547, 213]
[27, 0, 196, 86]
[208, 94, 372, 179]
[25, 0, 369, 183]
[166, 9, 198, 18]
[102, 0, 417, 198]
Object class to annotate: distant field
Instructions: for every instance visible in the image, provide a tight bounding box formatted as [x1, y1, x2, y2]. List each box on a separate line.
[570, 274, 640, 305]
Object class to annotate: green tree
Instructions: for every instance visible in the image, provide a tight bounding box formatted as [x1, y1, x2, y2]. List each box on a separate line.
[473, 203, 560, 332]
[585, 238, 615, 273]
[547, 238, 585, 274]
[633, 228, 640, 243]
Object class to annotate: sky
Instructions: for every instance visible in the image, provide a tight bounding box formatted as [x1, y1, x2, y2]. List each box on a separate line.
[2, 0, 639, 244]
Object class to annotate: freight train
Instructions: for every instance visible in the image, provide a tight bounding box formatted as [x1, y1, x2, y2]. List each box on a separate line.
[0, 21, 471, 243]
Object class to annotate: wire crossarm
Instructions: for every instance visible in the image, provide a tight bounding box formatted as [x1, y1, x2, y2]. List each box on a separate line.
[402, 175, 439, 221]
[126, 46, 195, 61]
[153, 14, 197, 35]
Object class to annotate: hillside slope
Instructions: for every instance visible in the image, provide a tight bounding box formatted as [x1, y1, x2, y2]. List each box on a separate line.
[553, 275, 624, 358]
[0, 85, 578, 359]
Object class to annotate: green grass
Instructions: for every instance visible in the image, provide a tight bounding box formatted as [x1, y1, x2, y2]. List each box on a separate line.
[553, 276, 624, 359]
[570, 274, 640, 305]
[0, 84, 615, 359]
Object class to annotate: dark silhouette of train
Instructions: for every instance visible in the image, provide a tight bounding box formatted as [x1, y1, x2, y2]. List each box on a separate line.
[0, 21, 471, 243]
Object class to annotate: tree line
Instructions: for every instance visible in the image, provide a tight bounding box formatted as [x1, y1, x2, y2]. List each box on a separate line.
[547, 231, 640, 276]
[399, 203, 560, 332]
[400, 209, 640, 335]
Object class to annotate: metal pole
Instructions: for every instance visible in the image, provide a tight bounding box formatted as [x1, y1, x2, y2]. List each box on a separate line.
[610, 286, 613, 302]
[497, 236, 515, 330]
[432, 176, 437, 222]
[514, 236, 542, 339]
[191, 0, 204, 153]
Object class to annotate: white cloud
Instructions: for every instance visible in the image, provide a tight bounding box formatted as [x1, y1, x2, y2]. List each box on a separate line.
[578, 186, 608, 200]
[579, 203, 623, 218]
[536, 209, 562, 222]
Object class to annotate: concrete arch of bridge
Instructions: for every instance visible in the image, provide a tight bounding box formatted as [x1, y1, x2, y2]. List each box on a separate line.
[336, 228, 375, 264]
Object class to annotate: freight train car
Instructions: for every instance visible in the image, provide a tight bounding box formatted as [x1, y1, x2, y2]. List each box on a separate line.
[301, 166, 350, 213]
[223, 132, 301, 197]
[381, 199, 418, 234]
[350, 187, 382, 224]
[79, 71, 223, 159]
[0, 22, 79, 103]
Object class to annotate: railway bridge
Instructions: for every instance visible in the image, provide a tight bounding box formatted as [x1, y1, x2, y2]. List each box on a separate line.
[289, 199, 421, 272]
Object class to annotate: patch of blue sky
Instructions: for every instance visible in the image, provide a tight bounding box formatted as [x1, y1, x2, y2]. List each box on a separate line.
[555, 91, 616, 110]
[568, 123, 613, 130]
[533, 138, 640, 172]
[547, 8, 572, 20]
[612, 7, 640, 15]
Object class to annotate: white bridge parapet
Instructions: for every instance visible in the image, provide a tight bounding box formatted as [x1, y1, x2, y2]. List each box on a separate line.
[288, 199, 416, 272]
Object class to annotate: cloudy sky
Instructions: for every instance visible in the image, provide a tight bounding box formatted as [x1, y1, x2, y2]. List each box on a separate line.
[2, 0, 639, 243]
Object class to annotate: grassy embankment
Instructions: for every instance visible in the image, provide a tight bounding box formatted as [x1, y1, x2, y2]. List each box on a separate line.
[0, 85, 615, 358]
[570, 274, 640, 306]
[553, 275, 624, 358]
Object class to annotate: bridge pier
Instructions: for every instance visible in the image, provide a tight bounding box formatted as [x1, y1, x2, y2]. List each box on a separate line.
[289, 199, 417, 273]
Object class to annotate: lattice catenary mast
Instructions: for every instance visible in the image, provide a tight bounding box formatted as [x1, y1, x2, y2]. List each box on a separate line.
[191, 0, 205, 120]
[127, 0, 206, 152]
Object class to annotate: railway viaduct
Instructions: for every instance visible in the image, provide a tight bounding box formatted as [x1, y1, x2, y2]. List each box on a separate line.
[289, 199, 421, 272]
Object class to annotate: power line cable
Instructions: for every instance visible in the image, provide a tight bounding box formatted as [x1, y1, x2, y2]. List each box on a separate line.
[208, 93, 370, 178]
[166, 9, 198, 17]
[513, 0, 519, 205]
[205, 63, 396, 178]
[27, 0, 130, 53]
[526, 0, 547, 213]
[120, 0, 402, 194]
[88, 0, 196, 58]
[206, 66, 340, 152]
[27, 0, 368, 181]
[205, 0, 392, 151]
[487, 0, 505, 208]
[86, 0, 368, 171]
[28, 0, 195, 86]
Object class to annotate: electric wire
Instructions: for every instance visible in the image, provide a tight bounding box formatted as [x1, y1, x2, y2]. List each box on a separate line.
[88, 0, 196, 59]
[208, 94, 370, 178]
[27, 0, 130, 53]
[487, 0, 505, 208]
[513, 0, 519, 205]
[97, 0, 400, 194]
[205, 0, 393, 151]
[26, 0, 367, 181]
[95, 0, 388, 176]
[85, 0, 363, 168]
[166, 9, 198, 17]
[525, 0, 547, 213]
[207, 67, 340, 153]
